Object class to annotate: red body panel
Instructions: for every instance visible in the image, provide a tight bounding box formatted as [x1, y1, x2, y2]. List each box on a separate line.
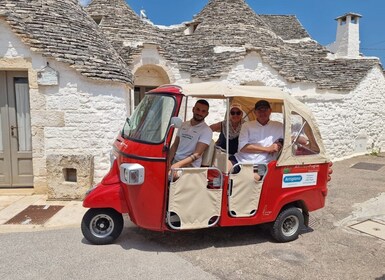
[83, 161, 128, 213]
[114, 138, 168, 231]
[219, 161, 329, 227]
[82, 86, 330, 233]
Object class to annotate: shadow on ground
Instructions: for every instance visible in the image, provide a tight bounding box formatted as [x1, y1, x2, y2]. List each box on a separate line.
[80, 223, 314, 252]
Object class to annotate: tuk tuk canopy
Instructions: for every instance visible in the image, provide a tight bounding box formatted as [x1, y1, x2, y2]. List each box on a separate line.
[180, 82, 329, 166]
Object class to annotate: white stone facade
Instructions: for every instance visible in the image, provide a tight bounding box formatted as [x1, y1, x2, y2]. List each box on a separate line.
[156, 49, 385, 161]
[42, 70, 129, 183]
[1, 20, 130, 195]
[1, 13, 385, 197]
[298, 66, 385, 160]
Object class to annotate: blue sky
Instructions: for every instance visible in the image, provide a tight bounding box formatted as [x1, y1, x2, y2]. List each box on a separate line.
[80, 0, 385, 65]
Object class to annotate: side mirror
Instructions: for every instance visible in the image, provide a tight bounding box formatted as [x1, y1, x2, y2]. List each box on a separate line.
[170, 117, 182, 128]
[163, 117, 182, 152]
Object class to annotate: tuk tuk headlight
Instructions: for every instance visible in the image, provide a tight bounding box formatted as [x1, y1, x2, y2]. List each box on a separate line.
[120, 163, 145, 185]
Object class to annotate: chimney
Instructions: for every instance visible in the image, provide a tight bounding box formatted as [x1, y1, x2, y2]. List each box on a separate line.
[327, 13, 362, 58]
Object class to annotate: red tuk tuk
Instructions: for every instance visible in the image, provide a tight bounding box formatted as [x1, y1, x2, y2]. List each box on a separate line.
[81, 82, 332, 245]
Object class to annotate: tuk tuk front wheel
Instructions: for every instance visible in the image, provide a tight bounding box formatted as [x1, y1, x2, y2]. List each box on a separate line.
[81, 208, 124, 245]
[271, 207, 304, 243]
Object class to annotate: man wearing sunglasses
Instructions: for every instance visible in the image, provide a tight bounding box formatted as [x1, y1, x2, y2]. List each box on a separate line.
[229, 100, 283, 180]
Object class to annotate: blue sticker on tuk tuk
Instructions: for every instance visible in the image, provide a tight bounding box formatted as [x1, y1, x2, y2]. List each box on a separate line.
[284, 175, 302, 183]
[282, 172, 317, 188]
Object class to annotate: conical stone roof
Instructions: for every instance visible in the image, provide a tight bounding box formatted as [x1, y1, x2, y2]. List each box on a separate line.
[86, 0, 166, 64]
[0, 0, 132, 84]
[194, 0, 271, 34]
[85, 0, 381, 91]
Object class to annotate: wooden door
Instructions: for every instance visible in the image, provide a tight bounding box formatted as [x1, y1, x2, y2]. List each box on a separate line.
[0, 71, 33, 187]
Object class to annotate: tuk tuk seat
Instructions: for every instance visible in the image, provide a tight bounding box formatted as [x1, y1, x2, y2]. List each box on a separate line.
[228, 163, 262, 217]
[201, 139, 216, 167]
[168, 167, 222, 230]
[213, 147, 228, 173]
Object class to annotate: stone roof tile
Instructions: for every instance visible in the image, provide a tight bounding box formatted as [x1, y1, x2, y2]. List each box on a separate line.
[259, 15, 310, 40]
[88, 0, 382, 91]
[0, 0, 132, 85]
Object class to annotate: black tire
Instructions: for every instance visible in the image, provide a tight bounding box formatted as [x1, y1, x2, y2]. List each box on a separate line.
[271, 207, 304, 243]
[81, 208, 124, 245]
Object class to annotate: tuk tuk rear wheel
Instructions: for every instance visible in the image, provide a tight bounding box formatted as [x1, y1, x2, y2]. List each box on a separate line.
[271, 207, 304, 243]
[81, 208, 123, 245]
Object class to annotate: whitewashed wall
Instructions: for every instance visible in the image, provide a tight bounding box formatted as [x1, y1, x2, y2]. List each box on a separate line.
[296, 66, 385, 160]
[172, 51, 385, 161]
[42, 68, 129, 183]
[1, 21, 130, 191]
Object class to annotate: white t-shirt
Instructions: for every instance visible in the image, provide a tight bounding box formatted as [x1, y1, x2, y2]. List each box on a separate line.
[175, 120, 213, 167]
[235, 120, 283, 164]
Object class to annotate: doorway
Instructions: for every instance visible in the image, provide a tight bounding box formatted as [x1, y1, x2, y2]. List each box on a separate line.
[0, 71, 33, 187]
[133, 65, 170, 108]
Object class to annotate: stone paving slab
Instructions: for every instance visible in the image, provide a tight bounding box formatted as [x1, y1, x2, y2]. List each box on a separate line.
[335, 192, 385, 228]
[0, 196, 85, 233]
[0, 195, 44, 225]
[350, 220, 385, 240]
[44, 200, 87, 229]
[0, 195, 23, 210]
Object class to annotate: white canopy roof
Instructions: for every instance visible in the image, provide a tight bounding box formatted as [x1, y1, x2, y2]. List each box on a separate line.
[179, 82, 329, 166]
[182, 82, 285, 100]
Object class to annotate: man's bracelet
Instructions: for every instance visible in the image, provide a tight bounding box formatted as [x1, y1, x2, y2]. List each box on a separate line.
[190, 154, 196, 161]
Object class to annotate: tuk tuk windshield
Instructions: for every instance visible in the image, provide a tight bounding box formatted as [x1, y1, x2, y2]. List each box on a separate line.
[122, 94, 176, 143]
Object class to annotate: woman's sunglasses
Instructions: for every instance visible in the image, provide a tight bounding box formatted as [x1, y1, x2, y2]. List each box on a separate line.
[230, 111, 241, 116]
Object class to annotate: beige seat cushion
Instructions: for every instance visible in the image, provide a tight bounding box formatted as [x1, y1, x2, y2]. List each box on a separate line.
[213, 147, 228, 173]
[228, 164, 262, 217]
[168, 168, 222, 229]
[201, 140, 216, 167]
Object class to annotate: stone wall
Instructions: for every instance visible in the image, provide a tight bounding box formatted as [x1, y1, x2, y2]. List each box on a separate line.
[1, 20, 130, 197]
[174, 51, 385, 161]
[41, 65, 129, 184]
[299, 66, 385, 160]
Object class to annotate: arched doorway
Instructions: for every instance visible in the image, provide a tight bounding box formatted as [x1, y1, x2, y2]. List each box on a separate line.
[133, 65, 170, 107]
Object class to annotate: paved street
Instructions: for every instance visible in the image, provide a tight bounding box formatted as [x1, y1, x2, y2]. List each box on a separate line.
[0, 154, 385, 280]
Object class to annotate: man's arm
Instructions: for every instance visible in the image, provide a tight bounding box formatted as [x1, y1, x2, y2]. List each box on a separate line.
[171, 142, 208, 169]
[240, 143, 280, 154]
[238, 123, 282, 154]
[209, 122, 221, 132]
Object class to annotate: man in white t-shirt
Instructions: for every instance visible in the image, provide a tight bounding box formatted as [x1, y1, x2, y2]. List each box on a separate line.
[169, 99, 213, 170]
[229, 100, 283, 180]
